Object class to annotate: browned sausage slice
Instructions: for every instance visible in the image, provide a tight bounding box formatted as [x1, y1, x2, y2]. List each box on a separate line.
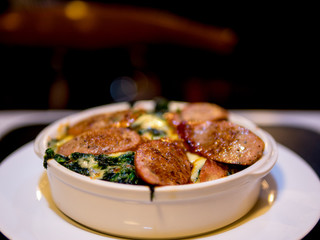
[68, 110, 144, 136]
[134, 140, 192, 186]
[181, 102, 228, 122]
[164, 102, 227, 128]
[179, 120, 264, 165]
[57, 128, 141, 156]
[199, 159, 229, 182]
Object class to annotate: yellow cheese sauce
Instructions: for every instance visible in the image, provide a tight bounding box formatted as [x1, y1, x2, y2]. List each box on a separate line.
[131, 113, 179, 140]
[187, 152, 207, 183]
[77, 154, 106, 179]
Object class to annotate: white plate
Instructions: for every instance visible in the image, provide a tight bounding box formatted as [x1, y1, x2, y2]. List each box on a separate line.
[0, 142, 319, 240]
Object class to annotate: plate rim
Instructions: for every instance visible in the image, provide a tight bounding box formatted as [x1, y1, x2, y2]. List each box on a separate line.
[0, 142, 320, 240]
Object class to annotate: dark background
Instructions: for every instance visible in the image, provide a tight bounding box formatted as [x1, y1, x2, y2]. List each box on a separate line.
[0, 2, 319, 239]
[0, 1, 319, 110]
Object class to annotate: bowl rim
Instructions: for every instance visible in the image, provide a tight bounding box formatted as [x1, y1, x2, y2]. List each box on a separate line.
[34, 101, 278, 201]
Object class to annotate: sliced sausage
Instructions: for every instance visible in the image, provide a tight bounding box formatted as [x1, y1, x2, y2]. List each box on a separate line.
[57, 128, 141, 156]
[163, 112, 182, 128]
[134, 140, 192, 186]
[178, 120, 265, 165]
[181, 102, 228, 122]
[68, 110, 144, 136]
[199, 159, 229, 182]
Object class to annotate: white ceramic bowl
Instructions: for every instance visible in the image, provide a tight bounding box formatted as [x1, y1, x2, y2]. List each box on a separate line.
[34, 101, 278, 239]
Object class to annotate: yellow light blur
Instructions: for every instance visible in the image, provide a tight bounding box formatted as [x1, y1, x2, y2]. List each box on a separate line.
[124, 220, 140, 226]
[64, 1, 89, 20]
[268, 190, 275, 205]
[261, 179, 269, 190]
[36, 187, 42, 201]
[1, 12, 22, 31]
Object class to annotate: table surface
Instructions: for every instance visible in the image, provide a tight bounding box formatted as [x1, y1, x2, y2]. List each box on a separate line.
[0, 109, 319, 240]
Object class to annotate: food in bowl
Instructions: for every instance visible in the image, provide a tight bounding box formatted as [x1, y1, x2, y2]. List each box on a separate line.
[43, 100, 265, 186]
[34, 100, 277, 239]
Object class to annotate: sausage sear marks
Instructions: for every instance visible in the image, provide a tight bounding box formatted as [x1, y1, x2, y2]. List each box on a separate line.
[49, 102, 265, 186]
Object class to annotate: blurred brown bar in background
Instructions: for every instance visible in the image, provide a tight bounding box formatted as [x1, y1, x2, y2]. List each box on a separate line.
[0, 1, 318, 110]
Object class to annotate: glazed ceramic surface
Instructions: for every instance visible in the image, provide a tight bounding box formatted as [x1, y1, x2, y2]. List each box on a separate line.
[33, 101, 278, 239]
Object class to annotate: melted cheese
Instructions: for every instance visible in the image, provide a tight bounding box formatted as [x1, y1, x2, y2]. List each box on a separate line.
[55, 135, 74, 148]
[187, 152, 206, 183]
[133, 114, 167, 129]
[77, 155, 106, 179]
[132, 113, 178, 140]
[107, 151, 127, 157]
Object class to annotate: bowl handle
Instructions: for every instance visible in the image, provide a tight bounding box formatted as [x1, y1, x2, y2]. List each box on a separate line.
[250, 131, 278, 178]
[34, 126, 50, 159]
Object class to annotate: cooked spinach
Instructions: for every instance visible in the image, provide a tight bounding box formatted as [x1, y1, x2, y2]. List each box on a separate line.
[154, 97, 169, 115]
[47, 138, 59, 151]
[44, 149, 138, 184]
[43, 148, 54, 168]
[96, 152, 138, 184]
[138, 128, 167, 139]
